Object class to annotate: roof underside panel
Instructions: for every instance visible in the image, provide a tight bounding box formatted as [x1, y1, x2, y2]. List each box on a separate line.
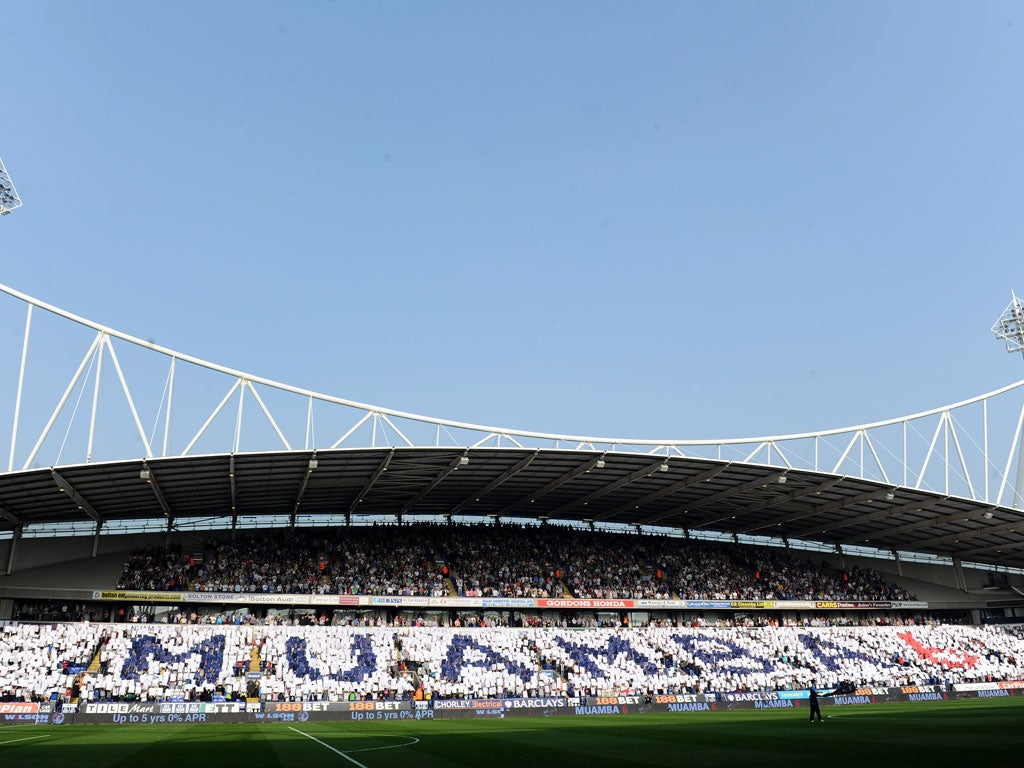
[1, 448, 1023, 568]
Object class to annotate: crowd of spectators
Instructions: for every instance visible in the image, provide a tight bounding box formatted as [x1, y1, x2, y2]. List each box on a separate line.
[115, 523, 915, 603]
[3, 622, 1022, 703]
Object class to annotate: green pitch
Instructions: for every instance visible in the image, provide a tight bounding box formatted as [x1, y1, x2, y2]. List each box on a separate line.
[1, 699, 1023, 767]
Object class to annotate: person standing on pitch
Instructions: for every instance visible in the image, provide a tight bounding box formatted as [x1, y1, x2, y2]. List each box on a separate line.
[809, 683, 825, 723]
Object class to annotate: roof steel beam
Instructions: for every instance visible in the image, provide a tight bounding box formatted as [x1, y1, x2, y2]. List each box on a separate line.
[401, 451, 469, 515]
[795, 495, 945, 540]
[594, 464, 730, 523]
[738, 486, 895, 535]
[499, 454, 606, 517]
[140, 462, 173, 520]
[547, 458, 669, 517]
[650, 473, 788, 528]
[50, 469, 102, 522]
[699, 476, 844, 532]
[0, 499, 22, 525]
[449, 451, 538, 516]
[905, 512, 1024, 549]
[833, 499, 982, 545]
[291, 453, 317, 523]
[347, 449, 395, 515]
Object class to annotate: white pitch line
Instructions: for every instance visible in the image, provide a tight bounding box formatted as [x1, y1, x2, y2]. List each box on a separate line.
[0, 734, 50, 746]
[346, 735, 421, 754]
[288, 727, 369, 768]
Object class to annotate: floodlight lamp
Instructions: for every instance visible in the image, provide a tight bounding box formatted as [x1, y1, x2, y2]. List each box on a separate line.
[776, 475, 787, 484]
[459, 456, 469, 466]
[659, 462, 669, 472]
[992, 292, 1024, 355]
[984, 511, 994, 519]
[595, 459, 606, 469]
[139, 469, 151, 481]
[308, 458, 318, 470]
[884, 491, 895, 501]
[0, 156, 23, 216]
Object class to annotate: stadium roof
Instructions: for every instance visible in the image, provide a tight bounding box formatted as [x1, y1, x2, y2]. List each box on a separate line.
[2, 448, 1024, 569]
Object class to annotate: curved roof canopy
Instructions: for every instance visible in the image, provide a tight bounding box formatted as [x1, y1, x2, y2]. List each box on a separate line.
[2, 448, 1023, 569]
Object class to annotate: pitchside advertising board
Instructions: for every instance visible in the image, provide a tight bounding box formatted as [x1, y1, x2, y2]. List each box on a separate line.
[90, 590, 929, 611]
[17, 684, 1021, 725]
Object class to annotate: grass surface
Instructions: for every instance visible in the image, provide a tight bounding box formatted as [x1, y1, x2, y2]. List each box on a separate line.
[1, 699, 1023, 767]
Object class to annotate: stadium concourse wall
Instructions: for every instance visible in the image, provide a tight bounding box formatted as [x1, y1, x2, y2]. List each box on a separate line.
[2, 685, 1023, 726]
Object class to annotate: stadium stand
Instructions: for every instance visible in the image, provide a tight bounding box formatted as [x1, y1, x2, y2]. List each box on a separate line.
[3, 623, 1022, 703]
[114, 524, 914, 603]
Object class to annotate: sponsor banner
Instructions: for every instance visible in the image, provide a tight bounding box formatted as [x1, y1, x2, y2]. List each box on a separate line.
[998, 680, 1024, 690]
[753, 700, 794, 709]
[637, 599, 683, 609]
[855, 687, 891, 696]
[778, 690, 807, 700]
[588, 696, 644, 706]
[309, 595, 364, 606]
[369, 595, 429, 607]
[160, 702, 246, 714]
[834, 695, 874, 705]
[81, 591, 931, 610]
[0, 713, 48, 723]
[344, 701, 413, 713]
[429, 596, 486, 608]
[899, 685, 943, 695]
[666, 701, 714, 712]
[503, 697, 579, 709]
[264, 701, 341, 713]
[83, 702, 163, 715]
[573, 705, 629, 716]
[953, 682, 1001, 692]
[652, 694, 714, 704]
[92, 590, 183, 603]
[722, 691, 779, 702]
[536, 599, 635, 609]
[479, 598, 537, 608]
[0, 702, 40, 714]
[184, 592, 312, 605]
[432, 699, 474, 710]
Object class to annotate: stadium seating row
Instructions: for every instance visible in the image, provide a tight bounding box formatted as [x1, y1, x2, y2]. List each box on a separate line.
[115, 524, 914, 602]
[2, 622, 1020, 703]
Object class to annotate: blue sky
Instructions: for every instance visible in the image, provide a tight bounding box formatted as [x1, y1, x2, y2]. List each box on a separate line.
[2, 1, 1023, 450]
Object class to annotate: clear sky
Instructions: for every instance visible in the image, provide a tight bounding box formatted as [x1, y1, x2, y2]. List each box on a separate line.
[2, 1, 1023, 450]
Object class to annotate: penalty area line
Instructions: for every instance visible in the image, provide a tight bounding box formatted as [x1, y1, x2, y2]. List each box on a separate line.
[0, 734, 50, 746]
[288, 726, 369, 768]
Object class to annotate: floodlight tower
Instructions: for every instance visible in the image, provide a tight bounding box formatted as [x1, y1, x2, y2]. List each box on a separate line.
[993, 291, 1024, 509]
[993, 292, 1024, 356]
[0, 156, 23, 215]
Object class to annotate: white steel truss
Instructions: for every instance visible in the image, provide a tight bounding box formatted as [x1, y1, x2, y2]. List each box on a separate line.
[2, 282, 1024, 510]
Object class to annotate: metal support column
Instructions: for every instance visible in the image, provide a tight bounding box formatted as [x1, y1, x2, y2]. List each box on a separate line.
[92, 520, 103, 558]
[6, 525, 22, 575]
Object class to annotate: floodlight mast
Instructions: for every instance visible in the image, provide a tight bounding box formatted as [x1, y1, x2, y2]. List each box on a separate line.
[993, 291, 1024, 356]
[993, 291, 1024, 509]
[0, 156, 23, 215]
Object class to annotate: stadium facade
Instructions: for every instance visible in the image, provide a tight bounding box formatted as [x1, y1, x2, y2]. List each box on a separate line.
[1, 283, 1023, 626]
